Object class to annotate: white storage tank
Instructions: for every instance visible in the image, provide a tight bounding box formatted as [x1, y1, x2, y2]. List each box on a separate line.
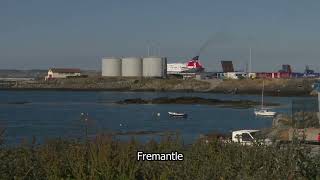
[102, 57, 122, 77]
[121, 57, 142, 77]
[143, 56, 162, 77]
[142, 56, 167, 77]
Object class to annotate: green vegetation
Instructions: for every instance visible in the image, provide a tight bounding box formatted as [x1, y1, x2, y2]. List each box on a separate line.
[0, 135, 319, 179]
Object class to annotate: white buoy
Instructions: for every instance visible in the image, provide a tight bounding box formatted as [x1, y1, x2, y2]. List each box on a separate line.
[119, 123, 122, 127]
[157, 113, 160, 117]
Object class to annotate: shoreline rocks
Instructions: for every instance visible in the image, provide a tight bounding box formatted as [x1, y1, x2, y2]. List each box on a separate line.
[1, 78, 317, 97]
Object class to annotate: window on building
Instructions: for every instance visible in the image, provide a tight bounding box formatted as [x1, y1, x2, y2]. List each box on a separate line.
[241, 133, 253, 141]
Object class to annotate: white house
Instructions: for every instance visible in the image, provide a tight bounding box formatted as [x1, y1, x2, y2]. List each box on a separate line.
[45, 68, 81, 80]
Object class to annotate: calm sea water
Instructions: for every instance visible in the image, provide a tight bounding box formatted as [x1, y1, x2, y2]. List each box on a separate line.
[0, 91, 315, 145]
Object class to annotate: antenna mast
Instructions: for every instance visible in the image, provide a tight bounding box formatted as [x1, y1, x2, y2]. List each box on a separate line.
[249, 48, 252, 74]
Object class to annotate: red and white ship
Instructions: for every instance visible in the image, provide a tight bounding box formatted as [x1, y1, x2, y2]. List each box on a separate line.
[183, 56, 205, 73]
[167, 56, 205, 74]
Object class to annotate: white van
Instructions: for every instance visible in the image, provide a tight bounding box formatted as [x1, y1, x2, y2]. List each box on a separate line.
[232, 130, 271, 145]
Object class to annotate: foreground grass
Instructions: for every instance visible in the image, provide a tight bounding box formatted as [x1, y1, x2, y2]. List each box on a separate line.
[0, 135, 319, 179]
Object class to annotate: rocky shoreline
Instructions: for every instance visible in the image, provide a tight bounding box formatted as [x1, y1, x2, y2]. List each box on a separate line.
[1, 77, 317, 96]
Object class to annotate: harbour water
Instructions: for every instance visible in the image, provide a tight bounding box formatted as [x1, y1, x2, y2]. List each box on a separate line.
[0, 91, 315, 145]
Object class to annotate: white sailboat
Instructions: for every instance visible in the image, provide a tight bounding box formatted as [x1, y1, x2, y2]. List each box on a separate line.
[254, 81, 276, 116]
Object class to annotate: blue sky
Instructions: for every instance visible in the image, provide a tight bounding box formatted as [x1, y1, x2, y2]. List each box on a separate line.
[0, 0, 320, 72]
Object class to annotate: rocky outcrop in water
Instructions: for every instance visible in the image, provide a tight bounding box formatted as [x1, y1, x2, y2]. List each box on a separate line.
[117, 97, 279, 109]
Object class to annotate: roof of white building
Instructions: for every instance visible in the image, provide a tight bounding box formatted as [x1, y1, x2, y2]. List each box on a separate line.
[49, 68, 81, 73]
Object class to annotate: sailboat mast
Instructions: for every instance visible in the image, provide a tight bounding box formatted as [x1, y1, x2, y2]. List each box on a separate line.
[249, 48, 252, 74]
[261, 81, 264, 109]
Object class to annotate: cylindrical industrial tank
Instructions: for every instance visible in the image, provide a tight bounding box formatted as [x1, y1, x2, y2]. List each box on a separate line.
[142, 56, 167, 77]
[121, 57, 142, 77]
[143, 56, 163, 77]
[102, 57, 122, 77]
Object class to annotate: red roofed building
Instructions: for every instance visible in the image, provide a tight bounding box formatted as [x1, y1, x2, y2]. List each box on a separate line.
[45, 68, 81, 80]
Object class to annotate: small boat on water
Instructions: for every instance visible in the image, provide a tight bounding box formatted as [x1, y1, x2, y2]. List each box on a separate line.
[254, 109, 276, 116]
[254, 81, 276, 117]
[168, 112, 187, 118]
